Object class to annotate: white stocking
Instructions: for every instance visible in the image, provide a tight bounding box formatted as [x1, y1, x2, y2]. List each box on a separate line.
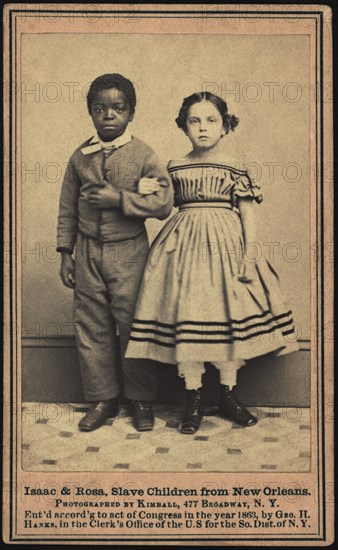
[177, 361, 205, 390]
[212, 360, 246, 389]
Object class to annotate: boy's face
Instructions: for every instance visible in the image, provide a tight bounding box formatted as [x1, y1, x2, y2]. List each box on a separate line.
[90, 88, 133, 142]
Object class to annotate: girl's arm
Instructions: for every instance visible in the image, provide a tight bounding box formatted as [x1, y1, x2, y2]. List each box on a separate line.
[238, 198, 257, 282]
[238, 197, 256, 245]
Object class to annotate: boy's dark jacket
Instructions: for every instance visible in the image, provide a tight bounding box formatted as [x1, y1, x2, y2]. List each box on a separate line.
[57, 135, 173, 252]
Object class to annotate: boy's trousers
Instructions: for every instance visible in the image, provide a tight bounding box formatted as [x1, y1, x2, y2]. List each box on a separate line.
[74, 231, 158, 402]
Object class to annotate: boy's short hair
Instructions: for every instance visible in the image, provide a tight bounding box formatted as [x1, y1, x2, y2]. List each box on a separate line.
[87, 73, 137, 114]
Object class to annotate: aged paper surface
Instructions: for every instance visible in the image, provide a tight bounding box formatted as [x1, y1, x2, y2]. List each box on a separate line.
[3, 3, 334, 545]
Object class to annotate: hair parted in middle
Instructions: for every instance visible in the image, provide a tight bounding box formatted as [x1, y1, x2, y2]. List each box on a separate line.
[175, 91, 239, 135]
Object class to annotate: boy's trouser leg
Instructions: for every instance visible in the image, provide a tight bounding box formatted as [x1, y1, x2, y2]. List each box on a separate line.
[74, 234, 120, 401]
[101, 232, 158, 401]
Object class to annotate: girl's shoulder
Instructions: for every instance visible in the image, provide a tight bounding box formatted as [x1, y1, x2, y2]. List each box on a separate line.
[202, 155, 247, 170]
[167, 156, 250, 176]
[167, 157, 191, 169]
[207, 157, 251, 176]
[167, 155, 239, 167]
[223, 158, 250, 176]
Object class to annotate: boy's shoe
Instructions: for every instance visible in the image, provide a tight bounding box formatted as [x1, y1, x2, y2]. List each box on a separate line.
[219, 385, 258, 427]
[180, 389, 203, 434]
[78, 398, 119, 431]
[131, 401, 154, 432]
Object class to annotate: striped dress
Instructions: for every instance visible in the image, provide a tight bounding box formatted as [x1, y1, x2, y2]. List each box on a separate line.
[125, 161, 298, 364]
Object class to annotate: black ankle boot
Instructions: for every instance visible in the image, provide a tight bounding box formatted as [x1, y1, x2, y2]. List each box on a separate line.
[219, 385, 258, 427]
[131, 400, 154, 432]
[180, 389, 203, 434]
[78, 398, 119, 432]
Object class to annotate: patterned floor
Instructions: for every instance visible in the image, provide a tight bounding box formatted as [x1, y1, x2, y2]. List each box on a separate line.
[21, 403, 311, 472]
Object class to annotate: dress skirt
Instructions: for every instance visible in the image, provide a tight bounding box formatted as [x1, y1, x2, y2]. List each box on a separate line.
[125, 204, 299, 364]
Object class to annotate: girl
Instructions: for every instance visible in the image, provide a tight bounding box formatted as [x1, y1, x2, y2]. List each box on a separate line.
[125, 92, 298, 434]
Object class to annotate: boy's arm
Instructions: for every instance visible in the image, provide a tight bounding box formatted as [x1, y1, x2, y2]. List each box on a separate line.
[120, 151, 174, 220]
[56, 157, 81, 253]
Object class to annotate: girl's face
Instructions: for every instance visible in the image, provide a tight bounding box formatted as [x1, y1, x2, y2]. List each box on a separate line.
[185, 100, 224, 151]
[90, 87, 133, 141]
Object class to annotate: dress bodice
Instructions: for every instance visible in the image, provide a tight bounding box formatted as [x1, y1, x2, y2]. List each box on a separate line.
[167, 162, 263, 208]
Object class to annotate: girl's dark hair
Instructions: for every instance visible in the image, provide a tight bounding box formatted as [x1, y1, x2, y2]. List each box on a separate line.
[175, 92, 239, 135]
[87, 73, 137, 114]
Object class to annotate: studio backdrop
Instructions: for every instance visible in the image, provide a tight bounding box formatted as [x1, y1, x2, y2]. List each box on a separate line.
[21, 33, 310, 405]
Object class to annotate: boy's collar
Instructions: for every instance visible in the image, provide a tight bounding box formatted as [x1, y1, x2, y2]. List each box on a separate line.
[81, 130, 132, 155]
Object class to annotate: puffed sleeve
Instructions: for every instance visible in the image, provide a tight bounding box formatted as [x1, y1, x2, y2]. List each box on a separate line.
[231, 168, 263, 208]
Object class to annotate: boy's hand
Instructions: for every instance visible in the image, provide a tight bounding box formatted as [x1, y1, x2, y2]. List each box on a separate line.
[60, 253, 75, 289]
[238, 257, 256, 283]
[138, 177, 161, 195]
[88, 187, 121, 208]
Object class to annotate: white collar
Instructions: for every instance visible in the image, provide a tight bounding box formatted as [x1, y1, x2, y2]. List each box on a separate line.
[81, 130, 132, 155]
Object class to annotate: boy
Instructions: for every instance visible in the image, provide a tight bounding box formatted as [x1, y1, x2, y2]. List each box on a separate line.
[57, 73, 173, 432]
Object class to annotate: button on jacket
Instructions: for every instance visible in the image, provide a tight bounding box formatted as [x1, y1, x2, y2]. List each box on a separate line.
[57, 134, 173, 252]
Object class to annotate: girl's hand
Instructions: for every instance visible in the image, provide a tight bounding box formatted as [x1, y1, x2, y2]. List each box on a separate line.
[88, 187, 121, 208]
[138, 177, 161, 195]
[60, 253, 75, 289]
[238, 257, 256, 283]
